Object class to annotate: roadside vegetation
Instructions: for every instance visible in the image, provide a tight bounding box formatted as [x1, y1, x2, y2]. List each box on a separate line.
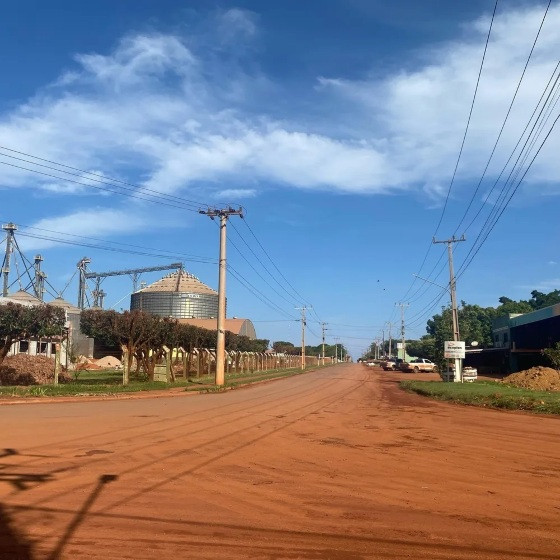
[401, 379, 560, 415]
[0, 365, 322, 398]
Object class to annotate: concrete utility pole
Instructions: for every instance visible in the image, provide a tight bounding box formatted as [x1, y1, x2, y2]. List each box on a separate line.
[2, 223, 17, 297]
[296, 306, 309, 370]
[386, 322, 393, 358]
[396, 303, 409, 361]
[321, 322, 328, 365]
[381, 329, 385, 358]
[200, 207, 243, 386]
[77, 257, 91, 309]
[33, 255, 47, 301]
[433, 235, 466, 382]
[334, 337, 339, 363]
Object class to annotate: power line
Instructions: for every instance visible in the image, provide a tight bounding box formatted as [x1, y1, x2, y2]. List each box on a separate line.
[452, 0, 552, 236]
[0, 145, 209, 209]
[13, 231, 216, 264]
[396, 0, 499, 304]
[457, 112, 560, 279]
[0, 158, 201, 211]
[0, 220, 213, 263]
[228, 221, 301, 306]
[241, 217, 312, 307]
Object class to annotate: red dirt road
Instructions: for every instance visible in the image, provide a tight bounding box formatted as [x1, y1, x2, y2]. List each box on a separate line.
[1, 364, 559, 559]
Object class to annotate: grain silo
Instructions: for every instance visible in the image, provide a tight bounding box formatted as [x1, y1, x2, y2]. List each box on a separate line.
[130, 270, 221, 319]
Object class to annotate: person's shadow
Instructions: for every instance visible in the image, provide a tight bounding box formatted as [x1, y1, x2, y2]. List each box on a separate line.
[0, 502, 34, 560]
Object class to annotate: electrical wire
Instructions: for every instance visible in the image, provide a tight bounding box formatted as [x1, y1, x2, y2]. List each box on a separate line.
[0, 145, 209, 210]
[241, 217, 313, 307]
[0, 220, 213, 263]
[452, 0, 552, 236]
[396, 0, 499, 305]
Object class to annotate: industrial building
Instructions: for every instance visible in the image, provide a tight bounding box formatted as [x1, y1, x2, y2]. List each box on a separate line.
[130, 270, 220, 319]
[130, 270, 256, 339]
[465, 303, 560, 373]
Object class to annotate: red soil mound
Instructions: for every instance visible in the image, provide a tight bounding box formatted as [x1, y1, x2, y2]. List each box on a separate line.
[502, 366, 560, 391]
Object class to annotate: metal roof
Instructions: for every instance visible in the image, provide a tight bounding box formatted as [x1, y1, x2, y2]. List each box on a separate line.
[48, 296, 81, 313]
[178, 318, 256, 339]
[6, 290, 43, 304]
[137, 271, 217, 296]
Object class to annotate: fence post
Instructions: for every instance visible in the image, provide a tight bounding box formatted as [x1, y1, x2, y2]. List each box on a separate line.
[163, 345, 172, 382]
[54, 343, 61, 385]
[121, 345, 129, 386]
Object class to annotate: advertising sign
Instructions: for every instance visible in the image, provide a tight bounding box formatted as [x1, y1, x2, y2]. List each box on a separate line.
[444, 341, 465, 359]
[396, 343, 403, 349]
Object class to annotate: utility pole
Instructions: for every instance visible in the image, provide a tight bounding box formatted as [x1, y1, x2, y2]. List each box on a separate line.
[200, 206, 244, 386]
[33, 255, 46, 301]
[295, 306, 309, 370]
[396, 303, 409, 362]
[433, 235, 466, 382]
[321, 322, 328, 365]
[381, 329, 385, 358]
[2, 223, 17, 297]
[334, 337, 340, 363]
[386, 322, 393, 358]
[77, 257, 91, 309]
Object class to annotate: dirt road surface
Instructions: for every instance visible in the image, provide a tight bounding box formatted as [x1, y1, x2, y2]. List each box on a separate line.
[1, 364, 559, 559]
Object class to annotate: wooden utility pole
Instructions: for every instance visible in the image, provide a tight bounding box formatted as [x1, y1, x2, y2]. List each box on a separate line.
[200, 206, 243, 386]
[433, 235, 466, 382]
[296, 306, 308, 370]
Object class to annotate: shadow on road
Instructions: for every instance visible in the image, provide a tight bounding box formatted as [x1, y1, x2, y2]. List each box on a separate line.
[0, 503, 34, 559]
[47, 474, 118, 560]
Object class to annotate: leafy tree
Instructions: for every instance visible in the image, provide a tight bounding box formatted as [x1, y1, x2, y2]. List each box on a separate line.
[81, 309, 152, 377]
[273, 341, 295, 353]
[404, 336, 436, 360]
[528, 290, 560, 310]
[426, 303, 496, 368]
[542, 342, 560, 370]
[0, 303, 66, 365]
[496, 297, 533, 315]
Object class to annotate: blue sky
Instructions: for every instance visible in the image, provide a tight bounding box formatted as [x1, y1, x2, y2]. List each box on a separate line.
[1, 0, 559, 358]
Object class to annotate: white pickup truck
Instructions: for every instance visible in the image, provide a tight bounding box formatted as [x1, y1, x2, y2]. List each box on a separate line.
[400, 358, 438, 373]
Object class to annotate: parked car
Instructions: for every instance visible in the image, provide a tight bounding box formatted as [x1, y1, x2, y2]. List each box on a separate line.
[400, 358, 438, 373]
[381, 359, 396, 371]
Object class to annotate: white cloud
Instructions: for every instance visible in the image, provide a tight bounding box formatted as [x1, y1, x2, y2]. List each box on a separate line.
[0, 3, 559, 214]
[548, 260, 557, 266]
[215, 188, 256, 199]
[17, 209, 146, 251]
[519, 278, 560, 292]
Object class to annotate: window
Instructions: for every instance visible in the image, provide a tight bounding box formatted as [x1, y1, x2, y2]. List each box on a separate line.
[19, 341, 29, 353]
[39, 342, 48, 354]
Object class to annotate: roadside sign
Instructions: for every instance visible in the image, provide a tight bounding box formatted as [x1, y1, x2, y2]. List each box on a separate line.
[444, 341, 465, 359]
[396, 343, 403, 349]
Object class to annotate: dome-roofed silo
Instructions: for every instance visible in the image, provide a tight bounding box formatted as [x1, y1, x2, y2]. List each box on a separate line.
[130, 270, 220, 319]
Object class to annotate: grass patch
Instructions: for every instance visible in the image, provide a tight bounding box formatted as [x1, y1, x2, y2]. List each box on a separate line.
[400, 379, 560, 415]
[0, 365, 326, 398]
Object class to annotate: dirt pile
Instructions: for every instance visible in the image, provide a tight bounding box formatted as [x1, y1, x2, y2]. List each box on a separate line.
[502, 366, 560, 391]
[95, 356, 122, 369]
[0, 355, 70, 385]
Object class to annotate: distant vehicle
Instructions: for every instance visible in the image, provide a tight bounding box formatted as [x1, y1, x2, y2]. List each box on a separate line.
[381, 359, 396, 371]
[400, 358, 438, 373]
